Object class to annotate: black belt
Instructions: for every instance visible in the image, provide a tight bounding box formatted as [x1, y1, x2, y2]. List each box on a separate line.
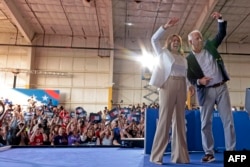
[209, 81, 225, 88]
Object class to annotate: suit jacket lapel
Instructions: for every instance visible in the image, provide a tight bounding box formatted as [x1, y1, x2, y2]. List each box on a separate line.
[187, 52, 204, 78]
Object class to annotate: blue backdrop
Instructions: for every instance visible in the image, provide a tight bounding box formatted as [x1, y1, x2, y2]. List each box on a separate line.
[145, 109, 250, 154]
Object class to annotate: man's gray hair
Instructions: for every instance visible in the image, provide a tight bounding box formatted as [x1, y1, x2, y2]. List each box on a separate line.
[188, 30, 202, 41]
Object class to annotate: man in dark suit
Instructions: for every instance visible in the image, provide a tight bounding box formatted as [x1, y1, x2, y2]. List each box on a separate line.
[186, 12, 236, 163]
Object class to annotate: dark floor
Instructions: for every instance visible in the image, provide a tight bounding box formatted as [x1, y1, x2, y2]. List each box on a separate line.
[0, 146, 224, 167]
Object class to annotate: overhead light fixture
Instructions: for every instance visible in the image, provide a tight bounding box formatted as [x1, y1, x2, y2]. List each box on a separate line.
[125, 22, 133, 26]
[12, 69, 20, 75]
[82, 0, 92, 7]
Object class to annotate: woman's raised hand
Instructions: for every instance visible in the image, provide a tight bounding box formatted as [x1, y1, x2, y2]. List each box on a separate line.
[163, 17, 179, 29]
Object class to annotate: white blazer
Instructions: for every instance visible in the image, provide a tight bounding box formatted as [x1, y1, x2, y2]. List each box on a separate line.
[149, 26, 187, 88]
[149, 26, 175, 88]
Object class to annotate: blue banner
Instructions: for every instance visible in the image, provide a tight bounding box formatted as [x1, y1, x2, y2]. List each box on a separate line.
[0, 88, 60, 107]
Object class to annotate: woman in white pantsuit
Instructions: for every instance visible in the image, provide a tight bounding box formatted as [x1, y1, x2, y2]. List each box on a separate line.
[149, 17, 194, 165]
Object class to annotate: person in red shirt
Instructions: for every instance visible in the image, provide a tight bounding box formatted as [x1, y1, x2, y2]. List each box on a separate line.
[58, 106, 69, 120]
[29, 124, 44, 146]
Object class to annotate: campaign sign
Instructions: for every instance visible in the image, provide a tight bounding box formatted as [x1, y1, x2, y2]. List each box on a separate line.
[23, 111, 34, 121]
[89, 113, 102, 123]
[109, 108, 119, 120]
[75, 107, 87, 118]
[126, 114, 141, 124]
[224, 151, 250, 167]
[44, 110, 54, 118]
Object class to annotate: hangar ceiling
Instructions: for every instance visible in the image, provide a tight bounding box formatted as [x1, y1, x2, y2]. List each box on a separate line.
[0, 0, 249, 54]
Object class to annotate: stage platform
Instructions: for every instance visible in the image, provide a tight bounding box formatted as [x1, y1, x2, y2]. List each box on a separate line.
[0, 146, 224, 167]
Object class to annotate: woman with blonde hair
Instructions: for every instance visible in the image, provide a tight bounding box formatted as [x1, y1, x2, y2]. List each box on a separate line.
[149, 17, 194, 165]
[164, 34, 184, 55]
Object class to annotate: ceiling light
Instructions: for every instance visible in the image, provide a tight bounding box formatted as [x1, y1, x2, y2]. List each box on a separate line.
[82, 0, 92, 7]
[126, 23, 133, 26]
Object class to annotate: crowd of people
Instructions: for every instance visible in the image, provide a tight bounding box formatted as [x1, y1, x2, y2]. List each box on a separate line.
[0, 99, 153, 147]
